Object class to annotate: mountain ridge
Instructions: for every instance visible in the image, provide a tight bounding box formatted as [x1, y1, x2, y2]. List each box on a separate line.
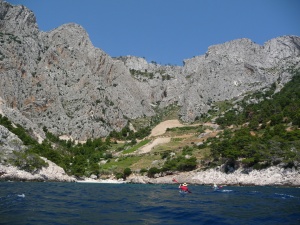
[0, 1, 299, 142]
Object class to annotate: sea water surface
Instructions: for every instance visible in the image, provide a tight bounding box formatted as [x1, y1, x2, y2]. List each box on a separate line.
[0, 182, 299, 225]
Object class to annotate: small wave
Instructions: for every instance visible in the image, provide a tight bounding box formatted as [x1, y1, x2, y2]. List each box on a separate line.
[220, 190, 233, 193]
[275, 193, 295, 199]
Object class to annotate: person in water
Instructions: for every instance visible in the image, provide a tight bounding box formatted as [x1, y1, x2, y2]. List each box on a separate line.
[213, 183, 223, 190]
[213, 183, 219, 190]
[179, 183, 190, 192]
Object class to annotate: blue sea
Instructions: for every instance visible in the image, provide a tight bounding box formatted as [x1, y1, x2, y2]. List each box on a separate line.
[0, 182, 299, 225]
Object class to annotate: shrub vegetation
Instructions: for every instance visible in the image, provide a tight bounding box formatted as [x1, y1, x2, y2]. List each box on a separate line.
[1, 69, 300, 177]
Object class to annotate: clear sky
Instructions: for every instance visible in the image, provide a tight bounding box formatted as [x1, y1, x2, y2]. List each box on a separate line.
[6, 0, 300, 65]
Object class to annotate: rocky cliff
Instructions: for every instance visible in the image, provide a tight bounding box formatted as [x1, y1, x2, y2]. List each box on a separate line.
[0, 1, 154, 141]
[0, 124, 75, 182]
[0, 157, 76, 182]
[0, 0, 299, 143]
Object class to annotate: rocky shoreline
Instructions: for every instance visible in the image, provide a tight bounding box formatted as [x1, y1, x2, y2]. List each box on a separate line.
[1, 161, 299, 187]
[127, 166, 300, 187]
[0, 158, 76, 182]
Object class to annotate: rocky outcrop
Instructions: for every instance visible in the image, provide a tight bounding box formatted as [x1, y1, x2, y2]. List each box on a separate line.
[127, 166, 300, 186]
[0, 157, 75, 182]
[0, 123, 74, 182]
[0, 97, 45, 143]
[0, 125, 26, 164]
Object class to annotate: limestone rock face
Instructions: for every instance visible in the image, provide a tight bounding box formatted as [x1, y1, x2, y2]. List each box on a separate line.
[0, 1, 299, 140]
[180, 37, 300, 121]
[0, 1, 154, 140]
[0, 125, 25, 163]
[0, 97, 46, 143]
[118, 56, 187, 109]
[0, 1, 39, 37]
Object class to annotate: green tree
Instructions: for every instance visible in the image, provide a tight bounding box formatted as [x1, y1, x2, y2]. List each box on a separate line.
[123, 167, 132, 179]
[147, 167, 160, 178]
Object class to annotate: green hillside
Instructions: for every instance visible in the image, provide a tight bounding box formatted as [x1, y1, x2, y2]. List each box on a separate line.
[1, 69, 300, 179]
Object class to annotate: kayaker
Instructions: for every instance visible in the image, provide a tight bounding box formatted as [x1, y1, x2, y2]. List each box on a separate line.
[213, 183, 219, 190]
[212, 183, 223, 191]
[179, 183, 190, 192]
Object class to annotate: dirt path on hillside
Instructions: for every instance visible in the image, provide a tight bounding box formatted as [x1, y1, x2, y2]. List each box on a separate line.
[139, 119, 220, 154]
[138, 137, 171, 154]
[138, 120, 183, 154]
[139, 119, 189, 154]
[150, 119, 185, 137]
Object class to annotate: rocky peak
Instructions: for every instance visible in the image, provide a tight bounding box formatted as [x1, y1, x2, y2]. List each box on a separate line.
[116, 55, 150, 71]
[42, 23, 93, 50]
[263, 35, 300, 66]
[0, 0, 39, 36]
[207, 38, 259, 56]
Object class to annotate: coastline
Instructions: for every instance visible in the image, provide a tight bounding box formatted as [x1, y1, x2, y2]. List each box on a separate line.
[126, 166, 300, 187]
[1, 162, 299, 187]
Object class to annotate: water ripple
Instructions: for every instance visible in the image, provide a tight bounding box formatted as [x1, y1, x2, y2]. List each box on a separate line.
[0, 183, 299, 224]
